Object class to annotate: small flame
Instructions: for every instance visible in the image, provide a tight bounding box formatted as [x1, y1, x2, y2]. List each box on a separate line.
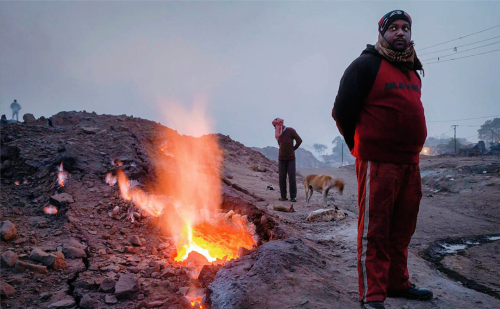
[43, 205, 58, 215]
[57, 162, 69, 187]
[105, 173, 117, 186]
[14, 181, 20, 185]
[116, 169, 164, 217]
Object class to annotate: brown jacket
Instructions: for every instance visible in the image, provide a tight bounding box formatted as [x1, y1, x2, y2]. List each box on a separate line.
[278, 127, 302, 160]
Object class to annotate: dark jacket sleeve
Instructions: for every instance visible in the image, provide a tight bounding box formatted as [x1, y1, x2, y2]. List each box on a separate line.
[333, 53, 380, 150]
[293, 130, 302, 150]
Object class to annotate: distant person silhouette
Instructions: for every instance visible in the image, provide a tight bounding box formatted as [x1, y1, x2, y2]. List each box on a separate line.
[1, 114, 7, 125]
[10, 100, 21, 121]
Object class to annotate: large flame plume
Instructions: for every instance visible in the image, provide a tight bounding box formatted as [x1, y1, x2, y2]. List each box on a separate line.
[112, 101, 256, 283]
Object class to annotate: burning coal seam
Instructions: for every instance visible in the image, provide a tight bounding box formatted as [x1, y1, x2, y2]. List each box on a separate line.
[97, 133, 258, 306]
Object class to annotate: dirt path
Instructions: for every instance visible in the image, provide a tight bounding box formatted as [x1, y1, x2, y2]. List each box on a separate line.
[222, 154, 499, 308]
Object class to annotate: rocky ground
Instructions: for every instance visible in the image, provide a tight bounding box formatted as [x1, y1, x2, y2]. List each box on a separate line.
[1, 111, 499, 309]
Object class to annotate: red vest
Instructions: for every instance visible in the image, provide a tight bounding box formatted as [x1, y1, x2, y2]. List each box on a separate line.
[352, 60, 427, 164]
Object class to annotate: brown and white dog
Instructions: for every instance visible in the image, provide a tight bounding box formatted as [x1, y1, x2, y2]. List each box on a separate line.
[304, 174, 344, 207]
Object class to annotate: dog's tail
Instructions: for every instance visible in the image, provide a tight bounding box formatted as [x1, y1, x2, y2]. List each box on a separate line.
[334, 178, 345, 194]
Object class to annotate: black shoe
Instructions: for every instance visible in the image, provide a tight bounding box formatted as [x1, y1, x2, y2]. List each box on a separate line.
[362, 302, 385, 309]
[387, 284, 433, 300]
[279, 197, 288, 201]
[290, 198, 297, 202]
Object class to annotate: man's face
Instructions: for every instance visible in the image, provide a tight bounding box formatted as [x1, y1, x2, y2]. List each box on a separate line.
[383, 20, 411, 52]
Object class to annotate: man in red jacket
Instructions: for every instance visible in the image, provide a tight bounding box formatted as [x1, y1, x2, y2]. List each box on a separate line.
[272, 118, 302, 203]
[332, 10, 432, 309]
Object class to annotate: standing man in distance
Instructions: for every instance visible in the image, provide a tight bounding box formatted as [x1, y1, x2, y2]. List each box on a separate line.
[10, 99, 21, 121]
[332, 10, 432, 309]
[272, 118, 302, 203]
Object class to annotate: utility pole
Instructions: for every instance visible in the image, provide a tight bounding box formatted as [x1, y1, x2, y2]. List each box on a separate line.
[451, 125, 458, 155]
[341, 143, 344, 166]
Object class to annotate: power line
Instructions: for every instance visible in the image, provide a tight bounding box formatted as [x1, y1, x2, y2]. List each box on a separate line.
[423, 48, 500, 65]
[427, 115, 500, 123]
[418, 25, 500, 51]
[418, 35, 500, 56]
[421, 41, 500, 61]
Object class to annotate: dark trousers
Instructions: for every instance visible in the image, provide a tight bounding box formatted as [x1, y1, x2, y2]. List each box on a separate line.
[279, 159, 297, 199]
[355, 159, 422, 302]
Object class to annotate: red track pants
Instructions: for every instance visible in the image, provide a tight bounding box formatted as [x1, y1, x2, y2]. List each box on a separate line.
[355, 159, 422, 302]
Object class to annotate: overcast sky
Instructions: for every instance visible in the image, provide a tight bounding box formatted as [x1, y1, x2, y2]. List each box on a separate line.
[1, 1, 499, 152]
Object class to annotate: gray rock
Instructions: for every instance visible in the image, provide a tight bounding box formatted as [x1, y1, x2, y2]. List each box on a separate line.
[0, 281, 16, 298]
[40, 292, 52, 300]
[23, 113, 36, 123]
[1, 250, 19, 267]
[160, 268, 175, 278]
[47, 299, 76, 308]
[99, 277, 116, 293]
[209, 238, 354, 309]
[129, 235, 142, 247]
[178, 286, 189, 295]
[149, 301, 164, 307]
[79, 294, 100, 309]
[30, 248, 67, 270]
[81, 127, 100, 134]
[50, 193, 74, 205]
[104, 295, 118, 304]
[67, 238, 87, 249]
[114, 273, 139, 299]
[15, 260, 48, 274]
[0, 220, 17, 240]
[65, 259, 86, 274]
[0, 160, 11, 172]
[28, 216, 48, 228]
[62, 246, 86, 259]
[198, 264, 222, 288]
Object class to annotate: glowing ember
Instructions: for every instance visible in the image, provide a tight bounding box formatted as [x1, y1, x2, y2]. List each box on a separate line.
[105, 173, 117, 186]
[57, 162, 69, 187]
[189, 298, 203, 308]
[43, 205, 58, 215]
[14, 181, 19, 185]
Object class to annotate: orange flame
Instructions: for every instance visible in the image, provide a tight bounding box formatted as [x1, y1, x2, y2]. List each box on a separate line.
[57, 162, 69, 187]
[43, 205, 58, 215]
[174, 214, 256, 263]
[14, 181, 19, 185]
[116, 169, 163, 217]
[189, 298, 203, 308]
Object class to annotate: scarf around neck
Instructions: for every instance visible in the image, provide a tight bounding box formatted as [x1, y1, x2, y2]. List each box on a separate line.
[374, 33, 424, 75]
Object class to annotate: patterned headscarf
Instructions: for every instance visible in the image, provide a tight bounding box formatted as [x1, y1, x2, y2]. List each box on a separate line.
[378, 10, 412, 36]
[272, 118, 284, 140]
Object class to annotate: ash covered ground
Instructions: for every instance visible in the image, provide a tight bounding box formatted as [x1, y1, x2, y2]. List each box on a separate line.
[1, 111, 499, 309]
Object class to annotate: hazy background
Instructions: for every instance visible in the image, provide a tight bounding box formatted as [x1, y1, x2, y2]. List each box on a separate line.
[1, 1, 499, 151]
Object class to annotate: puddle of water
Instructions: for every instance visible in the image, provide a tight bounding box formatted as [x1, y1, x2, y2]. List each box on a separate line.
[440, 243, 468, 253]
[466, 240, 480, 245]
[487, 236, 500, 241]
